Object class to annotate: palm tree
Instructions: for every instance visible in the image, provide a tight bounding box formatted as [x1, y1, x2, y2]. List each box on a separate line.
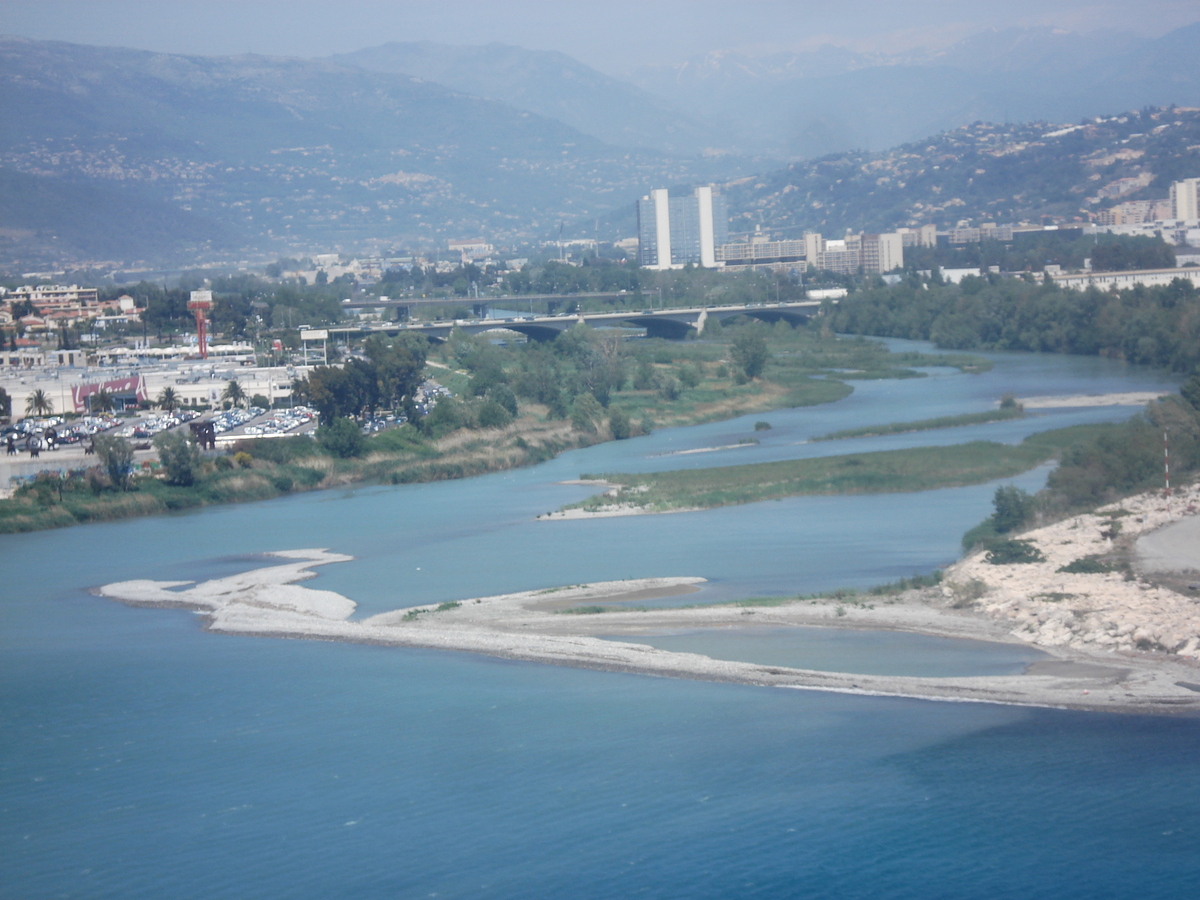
[158, 386, 179, 413]
[25, 388, 52, 417]
[222, 379, 246, 409]
[91, 389, 115, 414]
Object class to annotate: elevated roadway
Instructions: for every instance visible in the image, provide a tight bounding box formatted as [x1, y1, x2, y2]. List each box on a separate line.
[324, 300, 827, 343]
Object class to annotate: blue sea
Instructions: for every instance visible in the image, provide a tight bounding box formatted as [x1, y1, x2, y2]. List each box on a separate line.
[3, 342, 1199, 898]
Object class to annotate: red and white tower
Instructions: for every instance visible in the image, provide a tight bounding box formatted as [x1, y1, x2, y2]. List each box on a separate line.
[187, 290, 213, 359]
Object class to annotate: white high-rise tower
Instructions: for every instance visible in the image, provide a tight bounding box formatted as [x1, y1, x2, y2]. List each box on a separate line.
[637, 186, 728, 269]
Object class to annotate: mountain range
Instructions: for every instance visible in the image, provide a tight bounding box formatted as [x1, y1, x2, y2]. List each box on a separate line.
[0, 37, 751, 269]
[2, 23, 1199, 271]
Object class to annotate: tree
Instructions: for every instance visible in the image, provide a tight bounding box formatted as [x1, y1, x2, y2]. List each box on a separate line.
[153, 430, 201, 486]
[221, 379, 246, 408]
[486, 384, 518, 417]
[991, 486, 1034, 534]
[570, 393, 603, 433]
[1182, 374, 1200, 412]
[730, 330, 769, 379]
[93, 434, 135, 490]
[91, 389, 114, 413]
[157, 386, 179, 412]
[0, 386, 10, 421]
[316, 416, 365, 458]
[25, 389, 53, 417]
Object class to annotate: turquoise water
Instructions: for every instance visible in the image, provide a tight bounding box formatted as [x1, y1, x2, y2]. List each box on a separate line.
[4, 342, 1199, 898]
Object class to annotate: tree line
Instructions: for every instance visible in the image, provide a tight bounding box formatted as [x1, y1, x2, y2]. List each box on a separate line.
[833, 275, 1200, 372]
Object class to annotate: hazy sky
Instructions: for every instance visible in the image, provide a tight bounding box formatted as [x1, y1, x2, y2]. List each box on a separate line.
[2, 1, 1197, 74]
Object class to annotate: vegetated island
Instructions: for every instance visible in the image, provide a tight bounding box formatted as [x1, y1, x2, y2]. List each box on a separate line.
[548, 426, 1105, 519]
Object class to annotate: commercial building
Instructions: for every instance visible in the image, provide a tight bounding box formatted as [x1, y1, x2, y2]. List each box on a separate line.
[637, 186, 728, 269]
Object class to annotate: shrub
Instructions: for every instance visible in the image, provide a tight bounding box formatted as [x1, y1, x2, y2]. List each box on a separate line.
[658, 377, 680, 401]
[233, 451, 253, 468]
[92, 434, 135, 491]
[153, 430, 203, 487]
[677, 364, 701, 389]
[317, 417, 365, 458]
[233, 435, 319, 464]
[422, 397, 470, 437]
[1057, 555, 1115, 574]
[214, 455, 234, 471]
[477, 397, 513, 429]
[947, 578, 989, 607]
[754, 421, 772, 431]
[985, 539, 1046, 565]
[609, 407, 632, 440]
[633, 360, 656, 391]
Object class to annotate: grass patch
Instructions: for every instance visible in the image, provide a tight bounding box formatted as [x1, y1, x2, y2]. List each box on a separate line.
[555, 605, 611, 615]
[812, 406, 1024, 441]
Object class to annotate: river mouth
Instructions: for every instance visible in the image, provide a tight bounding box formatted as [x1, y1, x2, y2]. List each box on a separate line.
[601, 625, 1050, 678]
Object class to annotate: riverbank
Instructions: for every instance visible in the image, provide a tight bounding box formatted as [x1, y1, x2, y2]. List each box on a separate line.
[945, 481, 1200, 658]
[97, 546, 1200, 715]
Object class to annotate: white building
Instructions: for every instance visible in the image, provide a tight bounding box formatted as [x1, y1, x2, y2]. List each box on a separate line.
[637, 186, 729, 270]
[1170, 178, 1200, 222]
[1051, 267, 1200, 292]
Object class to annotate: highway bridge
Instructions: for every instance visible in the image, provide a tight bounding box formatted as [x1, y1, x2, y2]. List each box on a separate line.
[318, 300, 827, 343]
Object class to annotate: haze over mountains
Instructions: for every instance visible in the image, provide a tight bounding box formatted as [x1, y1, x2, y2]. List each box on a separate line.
[2, 21, 1199, 271]
[331, 43, 715, 157]
[630, 23, 1200, 159]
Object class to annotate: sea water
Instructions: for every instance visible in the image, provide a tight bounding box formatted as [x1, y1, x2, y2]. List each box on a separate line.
[3, 343, 1199, 898]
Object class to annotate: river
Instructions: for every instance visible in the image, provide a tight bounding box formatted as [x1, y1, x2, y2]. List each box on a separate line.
[3, 341, 1198, 898]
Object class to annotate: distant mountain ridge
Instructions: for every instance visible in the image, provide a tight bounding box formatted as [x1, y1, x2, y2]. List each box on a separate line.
[0, 36, 751, 269]
[331, 41, 715, 156]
